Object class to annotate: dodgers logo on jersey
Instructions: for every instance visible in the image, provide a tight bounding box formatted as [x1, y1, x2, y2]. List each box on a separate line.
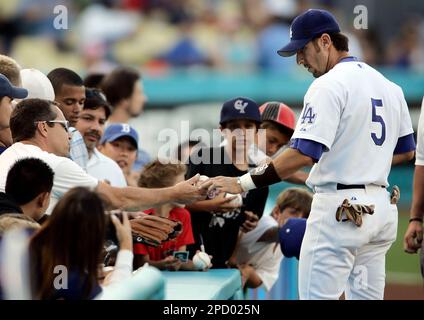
[234, 99, 248, 114]
[300, 103, 316, 124]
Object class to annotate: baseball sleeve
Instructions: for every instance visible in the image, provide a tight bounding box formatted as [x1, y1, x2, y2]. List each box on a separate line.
[292, 84, 342, 151]
[415, 98, 424, 165]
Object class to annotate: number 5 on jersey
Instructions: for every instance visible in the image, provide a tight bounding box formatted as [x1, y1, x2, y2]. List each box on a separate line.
[371, 98, 385, 146]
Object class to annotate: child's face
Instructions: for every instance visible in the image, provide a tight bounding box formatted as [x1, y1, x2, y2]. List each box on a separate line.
[221, 119, 258, 152]
[272, 206, 304, 227]
[98, 137, 137, 174]
[259, 124, 291, 157]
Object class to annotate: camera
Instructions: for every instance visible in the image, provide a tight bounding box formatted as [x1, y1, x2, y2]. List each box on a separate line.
[105, 211, 123, 246]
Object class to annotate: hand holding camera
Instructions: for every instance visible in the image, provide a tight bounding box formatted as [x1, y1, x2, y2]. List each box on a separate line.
[110, 211, 132, 251]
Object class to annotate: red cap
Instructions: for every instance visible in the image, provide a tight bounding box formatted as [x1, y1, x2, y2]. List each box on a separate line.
[259, 101, 296, 131]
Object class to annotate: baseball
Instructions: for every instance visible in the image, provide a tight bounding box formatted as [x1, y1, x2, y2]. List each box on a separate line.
[198, 175, 219, 199]
[192, 252, 211, 270]
[198, 175, 209, 183]
[225, 193, 243, 207]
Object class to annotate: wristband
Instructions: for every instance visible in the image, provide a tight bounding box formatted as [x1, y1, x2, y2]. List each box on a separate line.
[250, 161, 281, 189]
[238, 173, 256, 192]
[409, 217, 423, 223]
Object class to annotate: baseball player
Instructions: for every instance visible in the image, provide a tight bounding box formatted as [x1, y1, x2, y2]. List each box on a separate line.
[403, 97, 424, 278]
[210, 9, 416, 299]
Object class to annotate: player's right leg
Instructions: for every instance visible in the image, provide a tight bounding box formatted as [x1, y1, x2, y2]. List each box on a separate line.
[298, 193, 357, 300]
[345, 193, 398, 300]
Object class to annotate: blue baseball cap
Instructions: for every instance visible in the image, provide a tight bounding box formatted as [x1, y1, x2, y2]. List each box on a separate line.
[0, 73, 28, 99]
[277, 9, 340, 57]
[279, 218, 307, 259]
[219, 97, 261, 125]
[100, 123, 139, 149]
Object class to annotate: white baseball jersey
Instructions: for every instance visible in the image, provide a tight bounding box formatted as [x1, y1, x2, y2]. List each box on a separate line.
[414, 97, 424, 165]
[292, 60, 414, 189]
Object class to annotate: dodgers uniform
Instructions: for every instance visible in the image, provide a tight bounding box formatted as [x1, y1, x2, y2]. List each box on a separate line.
[293, 57, 415, 299]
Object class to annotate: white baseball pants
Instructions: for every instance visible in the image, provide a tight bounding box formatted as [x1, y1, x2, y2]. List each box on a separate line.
[298, 185, 397, 300]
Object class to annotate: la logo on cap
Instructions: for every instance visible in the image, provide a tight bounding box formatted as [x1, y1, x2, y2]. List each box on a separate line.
[289, 27, 293, 39]
[234, 99, 248, 114]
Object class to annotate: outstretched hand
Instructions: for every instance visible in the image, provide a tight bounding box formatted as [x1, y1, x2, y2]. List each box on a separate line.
[209, 176, 243, 195]
[174, 174, 214, 204]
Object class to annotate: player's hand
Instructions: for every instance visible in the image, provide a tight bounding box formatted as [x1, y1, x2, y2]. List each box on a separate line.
[111, 212, 132, 251]
[173, 174, 213, 204]
[403, 220, 423, 254]
[241, 211, 259, 233]
[209, 176, 242, 195]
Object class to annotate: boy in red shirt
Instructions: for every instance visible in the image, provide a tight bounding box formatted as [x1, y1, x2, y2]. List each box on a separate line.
[133, 159, 206, 271]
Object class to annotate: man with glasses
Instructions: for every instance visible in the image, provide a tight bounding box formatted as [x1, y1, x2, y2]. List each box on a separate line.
[0, 99, 210, 217]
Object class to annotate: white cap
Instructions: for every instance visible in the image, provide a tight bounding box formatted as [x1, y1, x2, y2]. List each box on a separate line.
[20, 68, 55, 101]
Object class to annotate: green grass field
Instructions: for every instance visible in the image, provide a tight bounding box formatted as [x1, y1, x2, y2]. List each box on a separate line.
[386, 212, 422, 284]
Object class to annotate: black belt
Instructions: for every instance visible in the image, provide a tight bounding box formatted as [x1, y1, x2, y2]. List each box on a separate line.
[336, 183, 385, 190]
[336, 184, 365, 190]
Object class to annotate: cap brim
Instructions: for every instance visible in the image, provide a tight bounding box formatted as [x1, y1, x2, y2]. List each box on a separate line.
[101, 132, 138, 149]
[277, 38, 311, 57]
[10, 87, 28, 99]
[220, 116, 261, 126]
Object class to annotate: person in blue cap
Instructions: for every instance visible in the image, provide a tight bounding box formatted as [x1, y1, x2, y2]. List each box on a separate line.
[186, 97, 269, 269]
[0, 73, 27, 131]
[210, 9, 415, 300]
[98, 123, 140, 186]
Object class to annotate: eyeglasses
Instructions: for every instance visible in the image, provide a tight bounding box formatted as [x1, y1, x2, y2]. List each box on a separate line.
[35, 120, 70, 132]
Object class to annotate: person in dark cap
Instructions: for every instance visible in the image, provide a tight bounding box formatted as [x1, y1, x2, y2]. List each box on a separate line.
[0, 73, 27, 131]
[186, 97, 269, 269]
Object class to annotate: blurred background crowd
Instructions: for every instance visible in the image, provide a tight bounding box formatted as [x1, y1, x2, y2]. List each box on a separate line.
[0, 0, 424, 74]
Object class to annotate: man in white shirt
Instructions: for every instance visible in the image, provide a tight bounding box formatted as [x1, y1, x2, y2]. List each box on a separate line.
[210, 9, 416, 300]
[76, 88, 127, 187]
[0, 99, 210, 216]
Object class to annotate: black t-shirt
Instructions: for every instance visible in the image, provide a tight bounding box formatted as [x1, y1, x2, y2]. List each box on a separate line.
[186, 146, 269, 268]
